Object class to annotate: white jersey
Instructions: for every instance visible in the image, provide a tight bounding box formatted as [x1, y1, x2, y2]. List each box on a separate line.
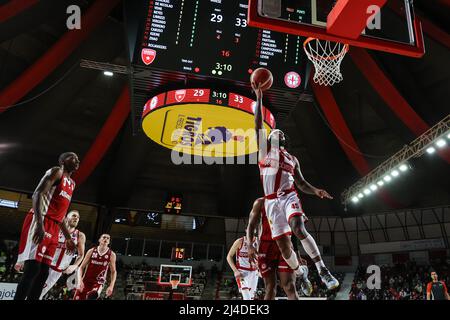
[236, 237, 257, 271]
[50, 229, 79, 272]
[258, 147, 296, 196]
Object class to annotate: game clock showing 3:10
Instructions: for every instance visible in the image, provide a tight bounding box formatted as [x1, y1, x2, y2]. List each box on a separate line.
[129, 0, 306, 90]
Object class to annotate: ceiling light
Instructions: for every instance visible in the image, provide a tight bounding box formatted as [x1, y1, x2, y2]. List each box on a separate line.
[363, 189, 371, 195]
[351, 197, 359, 203]
[399, 164, 408, 172]
[358, 193, 364, 199]
[391, 170, 399, 177]
[103, 71, 114, 77]
[426, 147, 435, 154]
[436, 139, 446, 148]
[384, 175, 392, 182]
[370, 184, 378, 191]
[377, 180, 384, 186]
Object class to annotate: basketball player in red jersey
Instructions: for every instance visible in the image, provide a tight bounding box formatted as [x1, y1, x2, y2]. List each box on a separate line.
[14, 152, 80, 300]
[74, 234, 117, 300]
[39, 210, 86, 299]
[253, 84, 339, 290]
[227, 235, 259, 300]
[246, 197, 312, 300]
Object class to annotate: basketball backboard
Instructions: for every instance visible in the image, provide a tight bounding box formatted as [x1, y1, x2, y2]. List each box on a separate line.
[158, 264, 192, 287]
[248, 0, 425, 57]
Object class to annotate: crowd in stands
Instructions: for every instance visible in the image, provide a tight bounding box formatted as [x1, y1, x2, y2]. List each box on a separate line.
[0, 242, 20, 284]
[349, 259, 450, 300]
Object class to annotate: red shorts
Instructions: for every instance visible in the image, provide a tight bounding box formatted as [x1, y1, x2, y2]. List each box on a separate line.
[73, 283, 103, 300]
[17, 212, 60, 266]
[257, 240, 293, 277]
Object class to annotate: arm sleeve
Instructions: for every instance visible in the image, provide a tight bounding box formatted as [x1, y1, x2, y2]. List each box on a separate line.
[442, 281, 448, 293]
[426, 282, 432, 294]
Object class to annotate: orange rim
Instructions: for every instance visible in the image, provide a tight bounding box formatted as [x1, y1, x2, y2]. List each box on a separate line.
[303, 37, 349, 61]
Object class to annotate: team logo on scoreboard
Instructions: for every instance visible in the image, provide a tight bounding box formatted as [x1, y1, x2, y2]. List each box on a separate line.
[150, 96, 158, 110]
[284, 71, 301, 89]
[141, 48, 156, 65]
[175, 90, 186, 102]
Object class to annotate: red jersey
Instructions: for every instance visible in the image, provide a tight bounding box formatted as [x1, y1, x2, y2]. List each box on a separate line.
[259, 207, 273, 241]
[30, 172, 76, 223]
[84, 246, 111, 285]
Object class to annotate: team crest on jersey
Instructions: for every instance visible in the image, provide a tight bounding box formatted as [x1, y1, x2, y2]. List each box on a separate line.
[105, 255, 108, 259]
[41, 246, 47, 253]
[92, 252, 98, 258]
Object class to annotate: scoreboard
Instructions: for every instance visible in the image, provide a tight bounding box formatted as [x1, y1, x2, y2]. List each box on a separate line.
[126, 0, 307, 90]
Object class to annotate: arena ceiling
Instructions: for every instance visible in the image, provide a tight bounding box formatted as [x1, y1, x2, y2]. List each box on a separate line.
[0, 0, 448, 218]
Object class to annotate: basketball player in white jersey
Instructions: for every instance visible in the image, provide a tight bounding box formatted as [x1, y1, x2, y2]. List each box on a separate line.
[39, 210, 86, 299]
[252, 83, 339, 290]
[226, 236, 259, 300]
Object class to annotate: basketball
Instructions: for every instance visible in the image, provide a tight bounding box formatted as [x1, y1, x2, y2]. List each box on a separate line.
[250, 68, 273, 92]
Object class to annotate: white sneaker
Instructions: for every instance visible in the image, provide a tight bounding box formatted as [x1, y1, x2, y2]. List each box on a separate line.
[298, 265, 313, 296]
[320, 268, 340, 290]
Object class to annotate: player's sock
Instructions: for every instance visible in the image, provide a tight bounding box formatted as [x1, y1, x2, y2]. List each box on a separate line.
[300, 235, 325, 272]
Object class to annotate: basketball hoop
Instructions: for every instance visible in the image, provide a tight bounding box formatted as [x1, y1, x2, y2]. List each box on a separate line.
[303, 37, 349, 86]
[170, 278, 180, 290]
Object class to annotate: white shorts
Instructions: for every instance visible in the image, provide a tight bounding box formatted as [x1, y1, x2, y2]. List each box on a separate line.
[40, 268, 62, 299]
[236, 269, 259, 300]
[265, 191, 307, 239]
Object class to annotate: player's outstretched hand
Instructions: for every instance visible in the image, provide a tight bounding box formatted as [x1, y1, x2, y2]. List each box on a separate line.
[14, 262, 24, 273]
[314, 189, 333, 200]
[251, 82, 263, 99]
[106, 286, 114, 297]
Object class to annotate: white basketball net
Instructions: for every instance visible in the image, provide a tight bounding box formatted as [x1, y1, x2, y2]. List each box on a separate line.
[304, 38, 349, 86]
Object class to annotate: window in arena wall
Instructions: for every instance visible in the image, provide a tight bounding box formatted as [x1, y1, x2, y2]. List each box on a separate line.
[127, 238, 144, 256]
[208, 245, 223, 262]
[160, 241, 176, 259]
[144, 239, 161, 258]
[112, 238, 127, 256]
[192, 243, 207, 261]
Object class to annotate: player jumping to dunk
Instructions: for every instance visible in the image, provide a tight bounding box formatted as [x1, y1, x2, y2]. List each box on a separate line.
[252, 82, 339, 291]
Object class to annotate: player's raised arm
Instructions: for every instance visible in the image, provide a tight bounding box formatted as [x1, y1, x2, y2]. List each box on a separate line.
[293, 156, 333, 200]
[246, 198, 264, 263]
[251, 68, 273, 160]
[106, 252, 117, 297]
[226, 238, 244, 280]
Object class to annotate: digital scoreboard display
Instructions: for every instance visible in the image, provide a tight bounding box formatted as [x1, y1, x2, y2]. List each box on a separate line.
[165, 194, 183, 214]
[128, 0, 307, 90]
[171, 247, 185, 262]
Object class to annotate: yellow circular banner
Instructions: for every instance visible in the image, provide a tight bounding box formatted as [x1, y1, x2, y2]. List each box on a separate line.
[141, 89, 275, 157]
